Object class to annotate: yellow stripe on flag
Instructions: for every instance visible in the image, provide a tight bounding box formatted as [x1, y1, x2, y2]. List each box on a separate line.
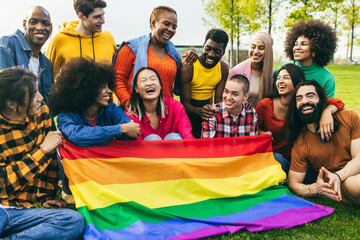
[71, 164, 285, 210]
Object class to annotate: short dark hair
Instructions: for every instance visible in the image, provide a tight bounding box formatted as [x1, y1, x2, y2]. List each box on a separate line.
[284, 19, 337, 67]
[73, 0, 106, 17]
[0, 67, 36, 114]
[285, 80, 328, 145]
[49, 57, 115, 115]
[228, 74, 249, 94]
[149, 6, 177, 30]
[204, 29, 229, 50]
[270, 63, 305, 98]
[128, 67, 166, 120]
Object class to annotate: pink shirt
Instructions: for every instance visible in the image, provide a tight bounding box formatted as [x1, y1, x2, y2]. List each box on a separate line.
[228, 59, 274, 96]
[86, 116, 97, 127]
[127, 98, 195, 140]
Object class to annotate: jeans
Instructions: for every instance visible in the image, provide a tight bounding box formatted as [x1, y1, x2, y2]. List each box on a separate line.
[0, 207, 85, 240]
[273, 152, 319, 183]
[303, 165, 319, 184]
[56, 150, 71, 195]
[144, 133, 183, 141]
[273, 152, 290, 174]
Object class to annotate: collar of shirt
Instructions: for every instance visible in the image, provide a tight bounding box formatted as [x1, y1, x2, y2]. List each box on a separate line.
[219, 102, 246, 121]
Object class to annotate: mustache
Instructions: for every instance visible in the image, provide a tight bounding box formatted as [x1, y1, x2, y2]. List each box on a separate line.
[300, 103, 316, 111]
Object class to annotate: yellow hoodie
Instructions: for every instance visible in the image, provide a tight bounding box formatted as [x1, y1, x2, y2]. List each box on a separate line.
[45, 20, 117, 78]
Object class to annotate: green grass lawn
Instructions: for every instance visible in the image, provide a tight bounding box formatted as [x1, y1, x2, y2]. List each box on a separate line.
[329, 64, 360, 114]
[203, 64, 360, 239]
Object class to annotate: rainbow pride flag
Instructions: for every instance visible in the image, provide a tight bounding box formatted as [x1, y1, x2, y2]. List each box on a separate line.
[58, 135, 333, 239]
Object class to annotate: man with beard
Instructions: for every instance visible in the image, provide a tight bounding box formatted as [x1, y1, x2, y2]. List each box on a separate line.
[179, 29, 229, 138]
[285, 80, 360, 205]
[46, 0, 116, 78]
[0, 6, 53, 103]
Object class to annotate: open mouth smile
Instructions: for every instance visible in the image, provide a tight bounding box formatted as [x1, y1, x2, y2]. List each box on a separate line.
[145, 88, 155, 94]
[300, 104, 315, 114]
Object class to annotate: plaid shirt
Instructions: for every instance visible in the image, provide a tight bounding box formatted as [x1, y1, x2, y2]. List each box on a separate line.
[0, 105, 58, 207]
[202, 102, 258, 138]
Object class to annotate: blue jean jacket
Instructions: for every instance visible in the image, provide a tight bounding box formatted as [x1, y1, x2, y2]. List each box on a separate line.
[57, 103, 135, 147]
[0, 29, 53, 103]
[113, 33, 182, 95]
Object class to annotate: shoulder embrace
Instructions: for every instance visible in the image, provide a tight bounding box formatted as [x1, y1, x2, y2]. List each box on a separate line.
[220, 60, 229, 73]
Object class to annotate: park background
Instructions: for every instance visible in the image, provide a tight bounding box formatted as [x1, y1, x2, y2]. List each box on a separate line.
[1, 0, 360, 239]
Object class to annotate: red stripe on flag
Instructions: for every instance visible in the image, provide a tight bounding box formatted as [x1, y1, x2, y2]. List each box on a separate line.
[59, 135, 273, 160]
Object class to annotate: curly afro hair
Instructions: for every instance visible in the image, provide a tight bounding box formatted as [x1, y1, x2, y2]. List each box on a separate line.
[49, 57, 115, 115]
[284, 19, 337, 67]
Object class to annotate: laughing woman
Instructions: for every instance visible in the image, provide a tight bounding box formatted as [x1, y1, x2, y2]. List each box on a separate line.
[127, 67, 194, 140]
[49, 57, 140, 147]
[256, 64, 344, 174]
[0, 68, 84, 239]
[113, 6, 196, 108]
[228, 31, 274, 108]
[274, 19, 337, 98]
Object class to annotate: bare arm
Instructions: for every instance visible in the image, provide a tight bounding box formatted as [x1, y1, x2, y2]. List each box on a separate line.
[214, 61, 229, 103]
[318, 98, 345, 140]
[336, 138, 360, 182]
[182, 49, 198, 65]
[179, 64, 201, 116]
[288, 168, 341, 201]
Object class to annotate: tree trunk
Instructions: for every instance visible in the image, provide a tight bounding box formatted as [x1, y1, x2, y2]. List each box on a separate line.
[350, 0, 355, 61]
[268, 0, 272, 34]
[230, 0, 234, 67]
[236, 17, 240, 64]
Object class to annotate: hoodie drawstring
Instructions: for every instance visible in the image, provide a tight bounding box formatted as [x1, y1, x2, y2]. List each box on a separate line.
[77, 34, 96, 60]
[77, 35, 82, 58]
[92, 33, 95, 60]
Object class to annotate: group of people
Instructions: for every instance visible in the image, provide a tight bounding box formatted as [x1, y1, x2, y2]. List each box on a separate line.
[0, 0, 359, 238]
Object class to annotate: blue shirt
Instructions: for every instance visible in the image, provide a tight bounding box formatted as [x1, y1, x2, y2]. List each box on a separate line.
[0, 29, 53, 103]
[57, 103, 134, 147]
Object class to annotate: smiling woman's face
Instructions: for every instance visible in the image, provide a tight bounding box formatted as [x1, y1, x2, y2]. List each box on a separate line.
[151, 10, 177, 46]
[94, 83, 111, 107]
[135, 69, 162, 101]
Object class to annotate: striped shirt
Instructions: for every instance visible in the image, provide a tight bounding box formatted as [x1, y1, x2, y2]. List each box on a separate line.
[202, 102, 258, 138]
[0, 105, 58, 207]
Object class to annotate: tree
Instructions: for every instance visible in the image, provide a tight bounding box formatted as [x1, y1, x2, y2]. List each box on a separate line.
[284, 0, 330, 26]
[341, 0, 360, 61]
[320, 0, 344, 31]
[203, 0, 263, 67]
[263, 0, 281, 34]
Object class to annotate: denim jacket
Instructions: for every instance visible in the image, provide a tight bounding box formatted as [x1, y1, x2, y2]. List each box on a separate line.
[113, 33, 182, 95]
[57, 103, 135, 147]
[0, 29, 53, 103]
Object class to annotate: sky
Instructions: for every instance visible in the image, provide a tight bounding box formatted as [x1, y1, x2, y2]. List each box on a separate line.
[0, 0, 209, 46]
[0, 0, 357, 60]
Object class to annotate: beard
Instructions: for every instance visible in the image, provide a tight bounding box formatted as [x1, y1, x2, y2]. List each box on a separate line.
[297, 103, 323, 124]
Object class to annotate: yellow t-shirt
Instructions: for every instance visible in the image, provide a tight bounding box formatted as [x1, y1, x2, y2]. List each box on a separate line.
[191, 59, 222, 100]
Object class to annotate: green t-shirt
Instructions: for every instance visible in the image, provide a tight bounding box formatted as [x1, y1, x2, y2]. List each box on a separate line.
[273, 61, 335, 98]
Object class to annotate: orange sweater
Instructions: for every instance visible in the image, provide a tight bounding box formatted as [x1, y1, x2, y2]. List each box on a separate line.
[114, 44, 177, 107]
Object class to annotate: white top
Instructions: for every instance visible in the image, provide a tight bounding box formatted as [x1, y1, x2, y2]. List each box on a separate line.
[249, 74, 260, 97]
[28, 56, 40, 78]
